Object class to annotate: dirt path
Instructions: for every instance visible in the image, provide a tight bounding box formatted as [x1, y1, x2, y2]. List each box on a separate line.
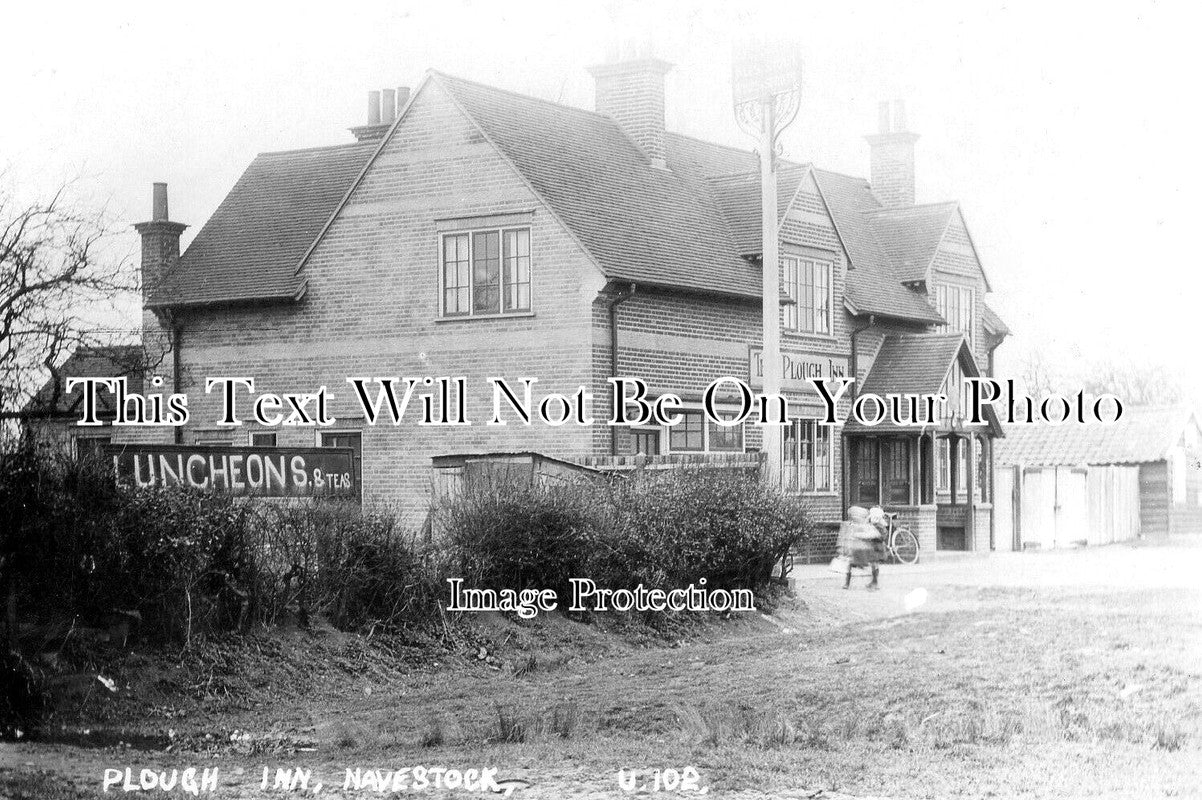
[4, 542, 1201, 799]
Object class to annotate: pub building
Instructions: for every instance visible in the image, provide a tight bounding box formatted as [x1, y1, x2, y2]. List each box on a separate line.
[120, 54, 1009, 554]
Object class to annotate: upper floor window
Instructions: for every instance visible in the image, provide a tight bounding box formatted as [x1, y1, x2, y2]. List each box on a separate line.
[441, 228, 531, 317]
[935, 284, 974, 346]
[782, 256, 832, 335]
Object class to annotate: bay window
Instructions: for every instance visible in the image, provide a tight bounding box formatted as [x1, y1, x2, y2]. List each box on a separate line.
[784, 419, 833, 493]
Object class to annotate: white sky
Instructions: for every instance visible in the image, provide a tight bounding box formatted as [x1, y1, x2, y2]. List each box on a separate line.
[3, 0, 1199, 401]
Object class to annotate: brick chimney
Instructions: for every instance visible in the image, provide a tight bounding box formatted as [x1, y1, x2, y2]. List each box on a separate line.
[133, 183, 187, 307]
[588, 53, 673, 169]
[865, 100, 920, 207]
[351, 86, 410, 142]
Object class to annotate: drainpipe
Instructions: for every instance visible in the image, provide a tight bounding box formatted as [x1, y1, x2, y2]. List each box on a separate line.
[166, 311, 183, 445]
[606, 283, 637, 456]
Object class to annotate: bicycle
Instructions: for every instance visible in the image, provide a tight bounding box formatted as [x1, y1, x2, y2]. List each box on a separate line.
[873, 508, 920, 565]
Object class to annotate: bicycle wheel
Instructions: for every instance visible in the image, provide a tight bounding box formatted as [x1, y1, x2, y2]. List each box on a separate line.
[890, 526, 920, 565]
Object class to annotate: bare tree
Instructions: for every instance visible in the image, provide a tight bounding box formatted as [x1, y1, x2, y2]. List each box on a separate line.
[0, 183, 141, 423]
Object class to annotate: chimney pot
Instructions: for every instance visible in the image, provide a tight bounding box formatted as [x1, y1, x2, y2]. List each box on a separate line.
[152, 182, 169, 221]
[397, 86, 411, 109]
[877, 101, 891, 134]
[381, 88, 397, 122]
[367, 90, 382, 125]
[865, 100, 919, 206]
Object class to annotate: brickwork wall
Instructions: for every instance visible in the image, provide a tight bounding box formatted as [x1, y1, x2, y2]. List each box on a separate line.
[141, 81, 606, 523]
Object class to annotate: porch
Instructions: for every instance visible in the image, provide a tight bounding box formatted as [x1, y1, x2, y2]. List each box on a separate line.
[843, 428, 995, 553]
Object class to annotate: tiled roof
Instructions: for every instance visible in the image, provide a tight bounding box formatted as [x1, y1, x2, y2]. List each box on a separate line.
[28, 345, 144, 415]
[149, 141, 376, 307]
[154, 70, 967, 325]
[706, 166, 807, 257]
[812, 170, 945, 323]
[995, 406, 1197, 466]
[843, 332, 1000, 435]
[860, 332, 966, 397]
[866, 202, 958, 283]
[437, 73, 755, 297]
[982, 302, 1010, 336]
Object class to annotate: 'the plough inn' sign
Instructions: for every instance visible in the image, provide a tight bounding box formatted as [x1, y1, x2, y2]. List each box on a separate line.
[748, 347, 849, 393]
[104, 444, 357, 499]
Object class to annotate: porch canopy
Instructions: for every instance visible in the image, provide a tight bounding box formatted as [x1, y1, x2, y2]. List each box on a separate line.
[842, 332, 1002, 509]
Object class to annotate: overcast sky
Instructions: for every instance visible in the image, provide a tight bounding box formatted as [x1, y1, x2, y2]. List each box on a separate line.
[4, 0, 1198, 401]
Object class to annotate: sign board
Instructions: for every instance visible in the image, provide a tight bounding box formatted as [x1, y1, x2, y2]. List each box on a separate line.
[103, 444, 357, 499]
[749, 347, 849, 394]
[732, 44, 803, 107]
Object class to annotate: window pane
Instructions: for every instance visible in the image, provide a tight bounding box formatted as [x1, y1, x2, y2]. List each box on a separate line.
[782, 257, 798, 330]
[250, 432, 277, 447]
[883, 438, 911, 504]
[855, 439, 879, 505]
[442, 234, 470, 315]
[783, 421, 799, 492]
[670, 410, 705, 452]
[708, 414, 743, 452]
[472, 231, 501, 314]
[816, 262, 830, 334]
[815, 424, 831, 491]
[630, 429, 660, 456]
[503, 228, 531, 312]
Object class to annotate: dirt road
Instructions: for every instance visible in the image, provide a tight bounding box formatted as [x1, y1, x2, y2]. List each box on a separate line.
[3, 541, 1200, 799]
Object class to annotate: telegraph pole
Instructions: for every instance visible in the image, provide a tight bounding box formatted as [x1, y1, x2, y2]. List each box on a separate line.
[734, 43, 802, 487]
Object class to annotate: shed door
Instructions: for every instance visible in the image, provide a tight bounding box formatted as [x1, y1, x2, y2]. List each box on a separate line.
[1022, 468, 1056, 549]
[1055, 467, 1089, 546]
[993, 465, 1016, 551]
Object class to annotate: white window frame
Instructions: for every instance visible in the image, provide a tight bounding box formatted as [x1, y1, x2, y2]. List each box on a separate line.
[660, 406, 746, 455]
[782, 255, 833, 336]
[935, 283, 976, 347]
[438, 226, 532, 318]
[783, 419, 835, 494]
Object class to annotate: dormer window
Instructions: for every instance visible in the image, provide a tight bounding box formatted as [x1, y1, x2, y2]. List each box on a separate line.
[935, 283, 974, 346]
[782, 255, 832, 335]
[441, 227, 531, 317]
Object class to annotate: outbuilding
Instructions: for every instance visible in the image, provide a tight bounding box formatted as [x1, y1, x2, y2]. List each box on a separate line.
[994, 405, 1202, 548]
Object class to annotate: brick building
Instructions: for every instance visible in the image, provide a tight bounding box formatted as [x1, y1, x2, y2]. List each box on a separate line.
[124, 57, 1008, 549]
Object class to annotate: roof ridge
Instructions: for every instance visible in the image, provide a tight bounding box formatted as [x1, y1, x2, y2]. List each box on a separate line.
[429, 69, 614, 123]
[258, 141, 376, 158]
[811, 166, 873, 185]
[866, 201, 959, 216]
[665, 129, 809, 171]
